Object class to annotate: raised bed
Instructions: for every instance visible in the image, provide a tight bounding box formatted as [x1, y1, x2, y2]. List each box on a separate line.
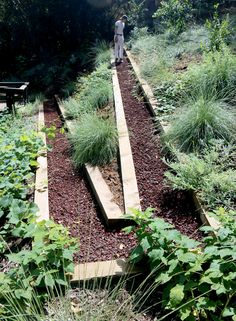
[125, 49, 220, 230]
[54, 96, 124, 226]
[45, 98, 138, 281]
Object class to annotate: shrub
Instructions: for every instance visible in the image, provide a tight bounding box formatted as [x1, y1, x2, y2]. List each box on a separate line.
[153, 0, 193, 35]
[124, 208, 236, 321]
[70, 113, 118, 167]
[164, 96, 236, 153]
[205, 4, 230, 52]
[0, 219, 78, 318]
[164, 143, 236, 209]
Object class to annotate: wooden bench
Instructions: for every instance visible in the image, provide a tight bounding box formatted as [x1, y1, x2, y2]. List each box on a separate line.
[0, 82, 29, 113]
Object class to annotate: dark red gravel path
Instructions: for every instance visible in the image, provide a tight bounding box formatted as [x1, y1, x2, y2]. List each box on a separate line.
[44, 101, 136, 262]
[116, 58, 202, 239]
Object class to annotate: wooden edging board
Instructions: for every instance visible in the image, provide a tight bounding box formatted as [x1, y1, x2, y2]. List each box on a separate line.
[125, 49, 220, 230]
[71, 258, 141, 282]
[34, 103, 49, 221]
[111, 59, 141, 214]
[54, 95, 124, 226]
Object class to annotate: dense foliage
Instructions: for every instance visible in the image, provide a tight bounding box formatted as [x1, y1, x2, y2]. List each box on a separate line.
[0, 113, 78, 317]
[165, 142, 236, 210]
[153, 0, 193, 35]
[124, 208, 236, 321]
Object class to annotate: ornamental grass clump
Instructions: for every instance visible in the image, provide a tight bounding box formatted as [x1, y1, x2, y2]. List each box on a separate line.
[88, 40, 110, 67]
[81, 78, 112, 109]
[164, 96, 236, 153]
[70, 113, 118, 167]
[182, 47, 236, 102]
[64, 97, 94, 119]
[64, 67, 112, 119]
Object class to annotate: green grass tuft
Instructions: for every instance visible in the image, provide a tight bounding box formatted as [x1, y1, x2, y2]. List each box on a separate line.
[164, 96, 236, 153]
[88, 40, 111, 67]
[70, 113, 118, 167]
[64, 64, 112, 120]
[64, 97, 94, 119]
[181, 47, 236, 102]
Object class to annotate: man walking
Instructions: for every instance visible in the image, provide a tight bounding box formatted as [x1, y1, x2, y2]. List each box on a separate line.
[114, 15, 128, 63]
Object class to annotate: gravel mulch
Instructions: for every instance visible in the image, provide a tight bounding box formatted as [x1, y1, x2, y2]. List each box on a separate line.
[44, 101, 137, 263]
[116, 58, 202, 240]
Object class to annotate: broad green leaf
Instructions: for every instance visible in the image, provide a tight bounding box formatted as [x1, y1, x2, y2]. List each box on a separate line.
[200, 276, 214, 285]
[222, 307, 235, 317]
[141, 237, 151, 251]
[169, 284, 185, 307]
[180, 306, 191, 320]
[200, 226, 215, 233]
[211, 283, 226, 295]
[148, 248, 164, 262]
[204, 246, 218, 255]
[178, 252, 197, 263]
[130, 245, 144, 263]
[30, 160, 39, 167]
[155, 272, 171, 284]
[44, 274, 55, 287]
[66, 262, 75, 273]
[122, 226, 134, 234]
[63, 249, 74, 260]
[15, 289, 31, 300]
[56, 279, 68, 286]
[218, 248, 233, 258]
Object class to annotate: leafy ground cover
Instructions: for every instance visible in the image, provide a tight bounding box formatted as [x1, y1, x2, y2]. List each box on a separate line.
[124, 208, 236, 321]
[0, 107, 79, 318]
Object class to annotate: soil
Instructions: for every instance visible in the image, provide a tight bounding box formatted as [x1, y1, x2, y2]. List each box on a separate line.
[116, 57, 202, 240]
[99, 158, 125, 212]
[44, 101, 137, 263]
[173, 53, 202, 73]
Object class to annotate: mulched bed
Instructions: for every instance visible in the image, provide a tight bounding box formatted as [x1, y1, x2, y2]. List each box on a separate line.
[44, 101, 136, 263]
[99, 158, 125, 212]
[116, 58, 202, 240]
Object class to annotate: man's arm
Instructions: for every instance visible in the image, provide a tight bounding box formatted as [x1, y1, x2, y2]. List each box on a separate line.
[114, 21, 118, 34]
[114, 21, 118, 42]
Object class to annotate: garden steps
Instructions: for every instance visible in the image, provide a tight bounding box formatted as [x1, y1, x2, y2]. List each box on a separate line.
[54, 96, 124, 226]
[111, 59, 141, 214]
[125, 50, 220, 231]
[34, 103, 49, 221]
[71, 258, 141, 282]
